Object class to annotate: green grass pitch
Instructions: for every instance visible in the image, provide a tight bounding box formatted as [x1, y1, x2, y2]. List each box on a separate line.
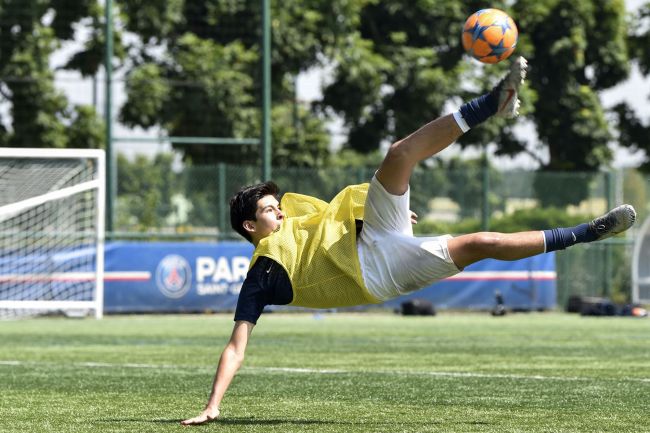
[1, 312, 649, 432]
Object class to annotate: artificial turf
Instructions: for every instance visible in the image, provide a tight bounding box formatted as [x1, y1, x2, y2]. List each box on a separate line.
[1, 312, 649, 432]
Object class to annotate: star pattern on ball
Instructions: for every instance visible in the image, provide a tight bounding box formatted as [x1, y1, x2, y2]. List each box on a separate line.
[492, 15, 513, 35]
[487, 38, 509, 60]
[464, 21, 489, 44]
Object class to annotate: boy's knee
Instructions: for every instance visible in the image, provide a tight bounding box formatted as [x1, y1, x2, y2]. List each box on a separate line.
[385, 140, 411, 162]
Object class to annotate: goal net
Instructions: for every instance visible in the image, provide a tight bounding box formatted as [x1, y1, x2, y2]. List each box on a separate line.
[0, 148, 105, 319]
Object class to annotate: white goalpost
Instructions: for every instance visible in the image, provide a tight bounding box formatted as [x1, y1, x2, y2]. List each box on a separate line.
[0, 148, 105, 319]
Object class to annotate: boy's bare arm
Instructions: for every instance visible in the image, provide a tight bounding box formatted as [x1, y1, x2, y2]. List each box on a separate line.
[181, 320, 254, 426]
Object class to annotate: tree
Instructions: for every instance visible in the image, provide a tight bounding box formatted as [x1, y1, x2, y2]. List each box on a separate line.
[0, 0, 116, 150]
[1, 0, 646, 193]
[614, 1, 650, 171]
[322, 1, 471, 149]
[117, 0, 337, 167]
[513, 0, 630, 205]
[116, 153, 177, 229]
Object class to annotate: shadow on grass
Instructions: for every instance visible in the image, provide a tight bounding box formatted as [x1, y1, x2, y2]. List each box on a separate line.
[221, 418, 494, 427]
[218, 418, 338, 426]
[98, 417, 493, 427]
[97, 417, 336, 425]
[97, 419, 183, 424]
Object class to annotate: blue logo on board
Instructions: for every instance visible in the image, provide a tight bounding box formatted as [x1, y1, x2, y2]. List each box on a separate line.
[155, 255, 192, 299]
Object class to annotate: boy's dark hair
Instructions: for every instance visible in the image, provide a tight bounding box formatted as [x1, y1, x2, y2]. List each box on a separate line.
[229, 181, 280, 243]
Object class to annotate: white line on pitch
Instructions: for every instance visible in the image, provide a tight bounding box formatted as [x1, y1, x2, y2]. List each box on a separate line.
[1, 360, 649, 383]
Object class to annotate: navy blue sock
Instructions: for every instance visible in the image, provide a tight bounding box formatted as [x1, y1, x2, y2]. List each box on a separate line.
[543, 223, 597, 252]
[458, 92, 499, 128]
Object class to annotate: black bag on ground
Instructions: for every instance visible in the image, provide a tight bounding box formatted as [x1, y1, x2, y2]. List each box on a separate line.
[579, 297, 617, 316]
[401, 299, 436, 316]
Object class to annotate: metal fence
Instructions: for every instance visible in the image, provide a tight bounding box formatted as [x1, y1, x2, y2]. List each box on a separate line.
[114, 164, 648, 233]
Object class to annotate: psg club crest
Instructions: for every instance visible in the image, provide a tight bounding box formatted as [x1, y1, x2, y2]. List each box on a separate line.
[155, 255, 192, 299]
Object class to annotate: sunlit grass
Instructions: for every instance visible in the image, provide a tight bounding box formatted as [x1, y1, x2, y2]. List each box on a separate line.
[1, 312, 649, 432]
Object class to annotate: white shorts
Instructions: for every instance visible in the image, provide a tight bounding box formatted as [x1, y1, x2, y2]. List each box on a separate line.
[358, 176, 461, 301]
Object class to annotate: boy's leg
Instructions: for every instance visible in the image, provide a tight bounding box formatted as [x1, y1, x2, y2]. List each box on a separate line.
[447, 204, 636, 269]
[375, 56, 528, 196]
[376, 115, 463, 196]
[447, 231, 545, 269]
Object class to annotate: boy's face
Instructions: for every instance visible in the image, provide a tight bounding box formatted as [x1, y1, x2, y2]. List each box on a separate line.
[245, 194, 284, 242]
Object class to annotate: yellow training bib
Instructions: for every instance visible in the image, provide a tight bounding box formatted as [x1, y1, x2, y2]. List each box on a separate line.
[251, 183, 380, 308]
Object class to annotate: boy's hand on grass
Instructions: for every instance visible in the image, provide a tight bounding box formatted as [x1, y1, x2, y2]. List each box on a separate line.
[181, 407, 220, 426]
